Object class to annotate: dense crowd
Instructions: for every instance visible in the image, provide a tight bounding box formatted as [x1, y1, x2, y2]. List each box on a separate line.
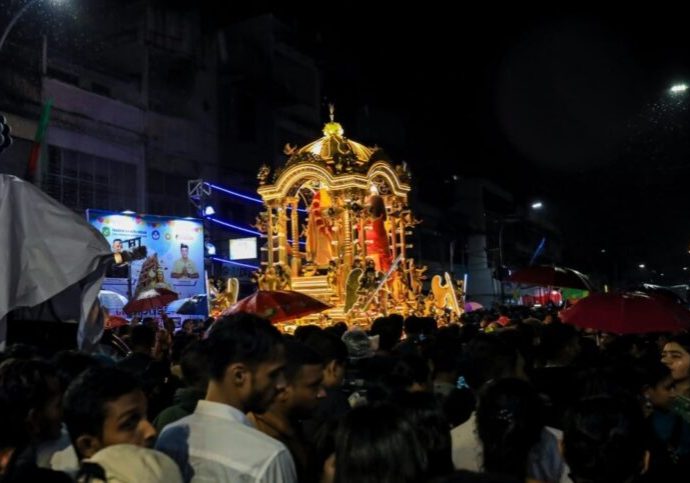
[1, 307, 689, 483]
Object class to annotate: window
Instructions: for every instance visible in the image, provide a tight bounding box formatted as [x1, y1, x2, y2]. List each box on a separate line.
[42, 146, 138, 213]
[147, 169, 191, 216]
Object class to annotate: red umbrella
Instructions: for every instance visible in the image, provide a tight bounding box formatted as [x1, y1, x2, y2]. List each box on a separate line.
[105, 316, 129, 329]
[222, 290, 330, 323]
[507, 265, 593, 291]
[560, 291, 690, 334]
[123, 288, 178, 315]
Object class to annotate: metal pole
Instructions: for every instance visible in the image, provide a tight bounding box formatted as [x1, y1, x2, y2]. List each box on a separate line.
[498, 221, 505, 304]
[449, 239, 455, 275]
[498, 222, 504, 267]
[0, 0, 42, 53]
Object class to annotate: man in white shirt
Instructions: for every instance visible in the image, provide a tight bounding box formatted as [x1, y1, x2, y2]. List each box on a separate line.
[156, 313, 296, 483]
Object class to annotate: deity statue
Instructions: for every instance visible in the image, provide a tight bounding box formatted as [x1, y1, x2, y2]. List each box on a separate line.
[358, 258, 382, 294]
[326, 260, 339, 292]
[257, 265, 278, 291]
[362, 195, 392, 273]
[257, 164, 271, 185]
[212, 278, 239, 314]
[407, 259, 427, 297]
[134, 253, 163, 297]
[391, 263, 410, 303]
[252, 211, 269, 234]
[275, 263, 291, 291]
[152, 268, 173, 291]
[305, 189, 335, 267]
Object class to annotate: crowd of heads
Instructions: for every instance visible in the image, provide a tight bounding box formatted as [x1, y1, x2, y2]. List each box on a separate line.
[1, 305, 690, 482]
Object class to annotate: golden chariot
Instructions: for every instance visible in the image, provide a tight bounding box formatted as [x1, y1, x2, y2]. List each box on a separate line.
[248, 108, 463, 327]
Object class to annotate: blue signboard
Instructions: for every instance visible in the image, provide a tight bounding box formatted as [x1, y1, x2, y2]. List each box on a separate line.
[87, 210, 206, 315]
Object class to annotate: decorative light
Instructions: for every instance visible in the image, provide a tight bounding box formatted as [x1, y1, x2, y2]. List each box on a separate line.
[208, 217, 262, 236]
[205, 242, 216, 256]
[210, 256, 258, 270]
[670, 83, 688, 94]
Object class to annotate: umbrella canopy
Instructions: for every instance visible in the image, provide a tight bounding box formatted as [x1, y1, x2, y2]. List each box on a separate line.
[123, 288, 178, 315]
[507, 265, 593, 291]
[166, 295, 207, 315]
[636, 284, 687, 305]
[465, 301, 484, 312]
[98, 290, 128, 312]
[222, 290, 330, 323]
[105, 316, 129, 330]
[560, 291, 690, 334]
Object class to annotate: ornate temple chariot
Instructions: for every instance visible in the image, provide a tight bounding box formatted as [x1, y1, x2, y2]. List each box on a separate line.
[251, 108, 462, 327]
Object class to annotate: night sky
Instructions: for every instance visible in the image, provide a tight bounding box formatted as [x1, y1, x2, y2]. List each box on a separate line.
[259, 5, 690, 284]
[4, 2, 690, 284]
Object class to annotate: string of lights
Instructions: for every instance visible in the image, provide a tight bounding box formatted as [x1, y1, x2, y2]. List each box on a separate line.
[208, 217, 305, 245]
[205, 181, 307, 213]
[207, 217, 262, 236]
[210, 256, 259, 270]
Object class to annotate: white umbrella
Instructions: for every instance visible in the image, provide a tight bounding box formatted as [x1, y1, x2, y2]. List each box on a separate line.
[0, 175, 112, 350]
[98, 290, 128, 312]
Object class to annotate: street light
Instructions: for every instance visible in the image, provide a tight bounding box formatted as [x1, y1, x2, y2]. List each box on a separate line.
[670, 83, 688, 94]
[495, 200, 546, 301]
[0, 0, 67, 53]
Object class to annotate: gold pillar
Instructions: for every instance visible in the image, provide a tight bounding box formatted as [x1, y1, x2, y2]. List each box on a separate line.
[277, 203, 288, 267]
[266, 206, 274, 265]
[389, 214, 397, 261]
[343, 202, 353, 269]
[399, 216, 406, 260]
[358, 203, 366, 262]
[289, 198, 300, 276]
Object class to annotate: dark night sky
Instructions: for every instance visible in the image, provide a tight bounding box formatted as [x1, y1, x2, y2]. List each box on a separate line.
[4, 1, 690, 283]
[264, 6, 690, 283]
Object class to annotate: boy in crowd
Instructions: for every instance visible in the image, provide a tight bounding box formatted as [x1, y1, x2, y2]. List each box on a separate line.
[62, 366, 157, 459]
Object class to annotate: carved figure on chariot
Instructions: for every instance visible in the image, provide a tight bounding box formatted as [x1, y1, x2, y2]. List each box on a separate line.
[305, 188, 336, 268]
[210, 278, 239, 316]
[360, 194, 392, 273]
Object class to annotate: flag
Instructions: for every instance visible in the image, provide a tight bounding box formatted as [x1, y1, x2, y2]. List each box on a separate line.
[25, 98, 53, 184]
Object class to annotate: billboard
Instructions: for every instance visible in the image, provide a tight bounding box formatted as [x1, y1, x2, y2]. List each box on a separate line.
[87, 210, 206, 314]
[229, 237, 258, 260]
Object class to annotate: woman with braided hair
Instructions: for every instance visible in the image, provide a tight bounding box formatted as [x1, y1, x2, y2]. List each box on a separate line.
[476, 378, 564, 482]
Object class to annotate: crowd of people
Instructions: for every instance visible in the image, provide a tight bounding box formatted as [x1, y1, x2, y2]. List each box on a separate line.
[1, 307, 690, 482]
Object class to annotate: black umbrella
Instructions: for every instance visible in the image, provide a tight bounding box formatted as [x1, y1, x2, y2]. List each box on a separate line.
[167, 295, 207, 315]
